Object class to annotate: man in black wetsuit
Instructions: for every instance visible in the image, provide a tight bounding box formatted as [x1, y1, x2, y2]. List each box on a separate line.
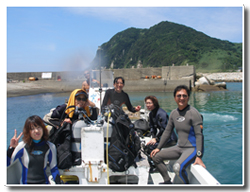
[150, 85, 206, 184]
[101, 77, 141, 113]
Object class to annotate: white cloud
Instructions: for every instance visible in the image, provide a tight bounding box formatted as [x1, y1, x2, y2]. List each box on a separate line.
[65, 7, 171, 28]
[69, 7, 242, 42]
[65, 7, 242, 41]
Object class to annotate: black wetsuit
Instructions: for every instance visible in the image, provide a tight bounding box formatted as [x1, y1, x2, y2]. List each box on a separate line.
[101, 88, 136, 112]
[149, 107, 177, 145]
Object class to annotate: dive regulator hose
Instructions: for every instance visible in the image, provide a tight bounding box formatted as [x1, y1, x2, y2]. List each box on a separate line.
[106, 112, 111, 184]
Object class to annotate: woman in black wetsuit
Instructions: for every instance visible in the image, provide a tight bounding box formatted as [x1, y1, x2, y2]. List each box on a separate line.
[145, 95, 177, 147]
[143, 96, 177, 172]
[101, 76, 141, 113]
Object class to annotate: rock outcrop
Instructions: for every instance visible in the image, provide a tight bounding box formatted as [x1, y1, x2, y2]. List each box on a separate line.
[193, 83, 227, 92]
[193, 73, 231, 92]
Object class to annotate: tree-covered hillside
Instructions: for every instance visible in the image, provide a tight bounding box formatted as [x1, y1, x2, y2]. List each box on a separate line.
[91, 21, 242, 72]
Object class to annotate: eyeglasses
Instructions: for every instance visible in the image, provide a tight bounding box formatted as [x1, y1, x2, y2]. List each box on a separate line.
[146, 102, 153, 105]
[76, 97, 87, 102]
[176, 94, 188, 98]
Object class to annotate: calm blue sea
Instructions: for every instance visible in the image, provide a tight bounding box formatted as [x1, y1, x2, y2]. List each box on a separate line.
[6, 82, 243, 185]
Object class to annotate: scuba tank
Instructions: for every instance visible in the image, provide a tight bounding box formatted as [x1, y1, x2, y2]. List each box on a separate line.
[71, 107, 88, 165]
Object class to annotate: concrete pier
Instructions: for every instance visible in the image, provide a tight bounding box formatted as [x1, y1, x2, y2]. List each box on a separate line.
[7, 66, 195, 96]
[7, 66, 242, 97]
[123, 79, 190, 92]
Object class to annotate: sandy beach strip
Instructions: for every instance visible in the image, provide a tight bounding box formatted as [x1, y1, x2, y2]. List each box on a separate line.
[7, 80, 83, 97]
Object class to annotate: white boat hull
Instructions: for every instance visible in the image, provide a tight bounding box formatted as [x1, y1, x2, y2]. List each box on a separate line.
[7, 117, 220, 186]
[7, 156, 220, 185]
[7, 124, 220, 185]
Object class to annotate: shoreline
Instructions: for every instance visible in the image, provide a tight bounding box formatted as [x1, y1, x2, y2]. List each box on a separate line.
[7, 72, 242, 98]
[7, 80, 83, 98]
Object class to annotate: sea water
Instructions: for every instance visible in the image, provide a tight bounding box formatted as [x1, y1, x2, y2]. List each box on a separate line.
[6, 82, 243, 185]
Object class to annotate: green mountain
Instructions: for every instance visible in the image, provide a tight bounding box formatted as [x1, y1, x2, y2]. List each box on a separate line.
[92, 21, 242, 72]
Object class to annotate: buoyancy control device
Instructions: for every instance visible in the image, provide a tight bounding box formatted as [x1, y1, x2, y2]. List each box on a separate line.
[104, 104, 141, 172]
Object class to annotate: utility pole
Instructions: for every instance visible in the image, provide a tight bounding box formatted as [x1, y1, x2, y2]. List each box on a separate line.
[97, 46, 102, 108]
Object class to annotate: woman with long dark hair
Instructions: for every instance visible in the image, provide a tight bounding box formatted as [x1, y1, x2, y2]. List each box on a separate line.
[7, 115, 61, 184]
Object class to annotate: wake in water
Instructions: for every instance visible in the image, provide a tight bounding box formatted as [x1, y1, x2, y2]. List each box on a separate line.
[201, 112, 239, 123]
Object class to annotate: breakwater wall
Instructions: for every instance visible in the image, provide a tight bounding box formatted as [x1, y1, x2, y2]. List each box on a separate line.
[7, 66, 195, 81]
[124, 79, 190, 92]
[111, 66, 194, 92]
[7, 71, 85, 82]
[110, 65, 195, 83]
[7, 66, 195, 92]
[7, 66, 242, 95]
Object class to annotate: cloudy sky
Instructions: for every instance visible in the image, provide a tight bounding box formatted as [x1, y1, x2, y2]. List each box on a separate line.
[3, 1, 246, 73]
